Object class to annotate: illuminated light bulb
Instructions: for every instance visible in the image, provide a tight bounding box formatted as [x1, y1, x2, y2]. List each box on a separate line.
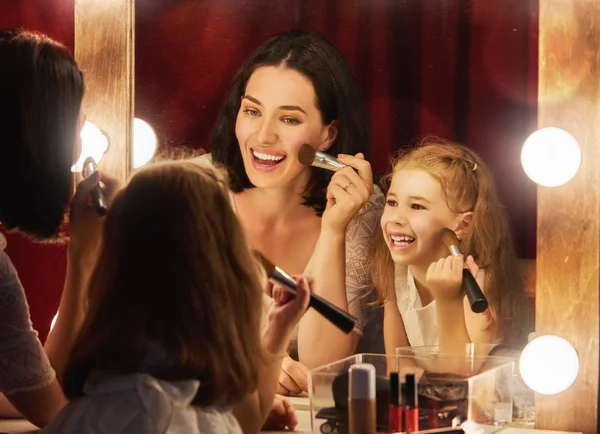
[133, 118, 158, 169]
[72, 121, 110, 172]
[521, 127, 581, 187]
[519, 335, 579, 395]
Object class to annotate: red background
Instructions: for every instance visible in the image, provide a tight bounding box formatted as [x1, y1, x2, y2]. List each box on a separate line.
[1, 0, 538, 341]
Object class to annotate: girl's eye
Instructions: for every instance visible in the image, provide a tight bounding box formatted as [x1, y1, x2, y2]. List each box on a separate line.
[386, 199, 398, 207]
[411, 203, 425, 210]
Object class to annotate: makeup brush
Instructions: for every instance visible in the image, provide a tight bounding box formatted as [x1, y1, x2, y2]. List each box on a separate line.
[82, 157, 108, 216]
[439, 228, 488, 313]
[254, 251, 357, 334]
[298, 143, 346, 172]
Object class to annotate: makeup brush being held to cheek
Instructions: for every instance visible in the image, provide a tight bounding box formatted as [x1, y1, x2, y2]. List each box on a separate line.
[439, 228, 488, 313]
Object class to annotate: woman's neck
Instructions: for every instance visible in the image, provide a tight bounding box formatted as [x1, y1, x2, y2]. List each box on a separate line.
[235, 185, 316, 229]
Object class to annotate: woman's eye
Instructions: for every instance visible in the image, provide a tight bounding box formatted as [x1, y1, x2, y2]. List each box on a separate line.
[243, 108, 259, 117]
[282, 117, 300, 125]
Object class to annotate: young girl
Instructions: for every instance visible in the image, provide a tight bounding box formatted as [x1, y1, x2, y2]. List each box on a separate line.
[373, 138, 533, 353]
[41, 161, 310, 433]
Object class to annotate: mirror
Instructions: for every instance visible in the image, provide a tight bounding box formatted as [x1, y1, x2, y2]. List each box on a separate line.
[134, 0, 539, 355]
[134, 0, 538, 255]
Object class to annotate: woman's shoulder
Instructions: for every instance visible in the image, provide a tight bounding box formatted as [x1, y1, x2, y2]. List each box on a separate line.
[346, 184, 385, 239]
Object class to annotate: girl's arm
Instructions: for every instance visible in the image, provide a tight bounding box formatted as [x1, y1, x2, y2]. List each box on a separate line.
[234, 278, 311, 434]
[383, 287, 410, 354]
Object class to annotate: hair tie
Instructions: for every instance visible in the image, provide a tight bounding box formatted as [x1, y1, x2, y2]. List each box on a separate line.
[216, 180, 225, 188]
[472, 163, 478, 171]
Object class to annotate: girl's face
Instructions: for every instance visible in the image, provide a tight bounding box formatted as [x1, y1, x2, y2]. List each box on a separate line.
[381, 168, 468, 268]
[235, 66, 337, 191]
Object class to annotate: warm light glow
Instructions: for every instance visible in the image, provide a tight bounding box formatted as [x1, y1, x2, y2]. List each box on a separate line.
[519, 335, 579, 395]
[133, 118, 157, 169]
[72, 121, 110, 172]
[521, 127, 581, 187]
[50, 311, 58, 332]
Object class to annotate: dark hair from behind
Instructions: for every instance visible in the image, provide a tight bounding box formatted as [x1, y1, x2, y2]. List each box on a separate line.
[211, 30, 371, 215]
[0, 29, 84, 239]
[62, 161, 266, 406]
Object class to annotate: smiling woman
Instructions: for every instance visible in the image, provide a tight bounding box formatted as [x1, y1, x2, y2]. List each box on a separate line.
[196, 30, 385, 395]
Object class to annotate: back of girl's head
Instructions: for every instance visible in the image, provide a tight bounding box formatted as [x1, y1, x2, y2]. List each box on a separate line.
[374, 137, 533, 346]
[211, 29, 370, 214]
[0, 29, 84, 239]
[63, 161, 265, 405]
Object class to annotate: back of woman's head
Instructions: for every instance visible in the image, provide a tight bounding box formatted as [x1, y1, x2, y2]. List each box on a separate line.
[374, 137, 532, 345]
[0, 29, 84, 239]
[211, 29, 371, 214]
[63, 161, 265, 405]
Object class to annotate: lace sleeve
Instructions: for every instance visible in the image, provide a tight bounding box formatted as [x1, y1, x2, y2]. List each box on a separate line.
[344, 185, 385, 333]
[0, 248, 56, 395]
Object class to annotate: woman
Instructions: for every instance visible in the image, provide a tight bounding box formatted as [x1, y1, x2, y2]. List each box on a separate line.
[208, 30, 385, 393]
[0, 29, 117, 426]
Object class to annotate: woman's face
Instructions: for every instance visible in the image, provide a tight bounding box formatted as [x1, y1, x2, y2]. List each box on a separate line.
[235, 66, 337, 191]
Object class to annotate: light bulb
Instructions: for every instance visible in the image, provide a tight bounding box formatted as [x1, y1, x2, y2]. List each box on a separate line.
[133, 118, 157, 169]
[519, 335, 579, 395]
[521, 127, 581, 187]
[72, 121, 110, 172]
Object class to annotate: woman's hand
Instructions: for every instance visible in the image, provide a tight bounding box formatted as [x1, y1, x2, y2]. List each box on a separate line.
[277, 356, 309, 395]
[261, 394, 298, 431]
[322, 153, 374, 235]
[426, 255, 481, 303]
[68, 171, 119, 263]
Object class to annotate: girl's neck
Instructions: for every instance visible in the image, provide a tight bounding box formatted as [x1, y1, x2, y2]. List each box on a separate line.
[408, 264, 434, 307]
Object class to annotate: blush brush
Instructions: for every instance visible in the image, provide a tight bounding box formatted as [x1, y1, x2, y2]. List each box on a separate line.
[254, 251, 358, 334]
[439, 228, 489, 313]
[298, 143, 346, 172]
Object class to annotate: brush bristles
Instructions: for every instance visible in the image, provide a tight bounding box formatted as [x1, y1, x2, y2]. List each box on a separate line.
[298, 143, 317, 166]
[439, 228, 459, 249]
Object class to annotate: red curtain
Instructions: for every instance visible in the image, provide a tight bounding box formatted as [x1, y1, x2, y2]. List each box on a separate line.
[136, 0, 538, 259]
[0, 0, 75, 341]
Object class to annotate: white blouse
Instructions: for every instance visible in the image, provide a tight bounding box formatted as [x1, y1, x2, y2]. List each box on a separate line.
[0, 233, 56, 395]
[41, 373, 242, 434]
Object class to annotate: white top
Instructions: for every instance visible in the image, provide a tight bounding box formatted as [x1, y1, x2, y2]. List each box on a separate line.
[192, 154, 385, 355]
[0, 233, 56, 395]
[41, 373, 242, 434]
[394, 264, 438, 347]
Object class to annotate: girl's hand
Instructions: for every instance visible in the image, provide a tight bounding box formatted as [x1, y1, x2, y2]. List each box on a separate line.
[322, 153, 374, 235]
[266, 276, 312, 342]
[426, 255, 481, 303]
[261, 394, 298, 431]
[68, 171, 120, 264]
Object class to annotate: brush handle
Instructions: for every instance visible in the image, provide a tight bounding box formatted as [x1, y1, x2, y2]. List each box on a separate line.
[463, 269, 488, 313]
[270, 270, 357, 334]
[90, 186, 108, 216]
[308, 292, 357, 334]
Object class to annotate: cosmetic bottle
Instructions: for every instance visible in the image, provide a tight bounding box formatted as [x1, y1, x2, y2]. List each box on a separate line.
[349, 363, 377, 434]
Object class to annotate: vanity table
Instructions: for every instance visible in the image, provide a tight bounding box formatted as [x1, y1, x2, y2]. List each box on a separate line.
[0, 396, 581, 434]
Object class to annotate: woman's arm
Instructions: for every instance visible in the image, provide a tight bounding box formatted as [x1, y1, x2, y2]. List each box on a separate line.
[44, 172, 119, 381]
[298, 158, 384, 369]
[1, 381, 66, 428]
